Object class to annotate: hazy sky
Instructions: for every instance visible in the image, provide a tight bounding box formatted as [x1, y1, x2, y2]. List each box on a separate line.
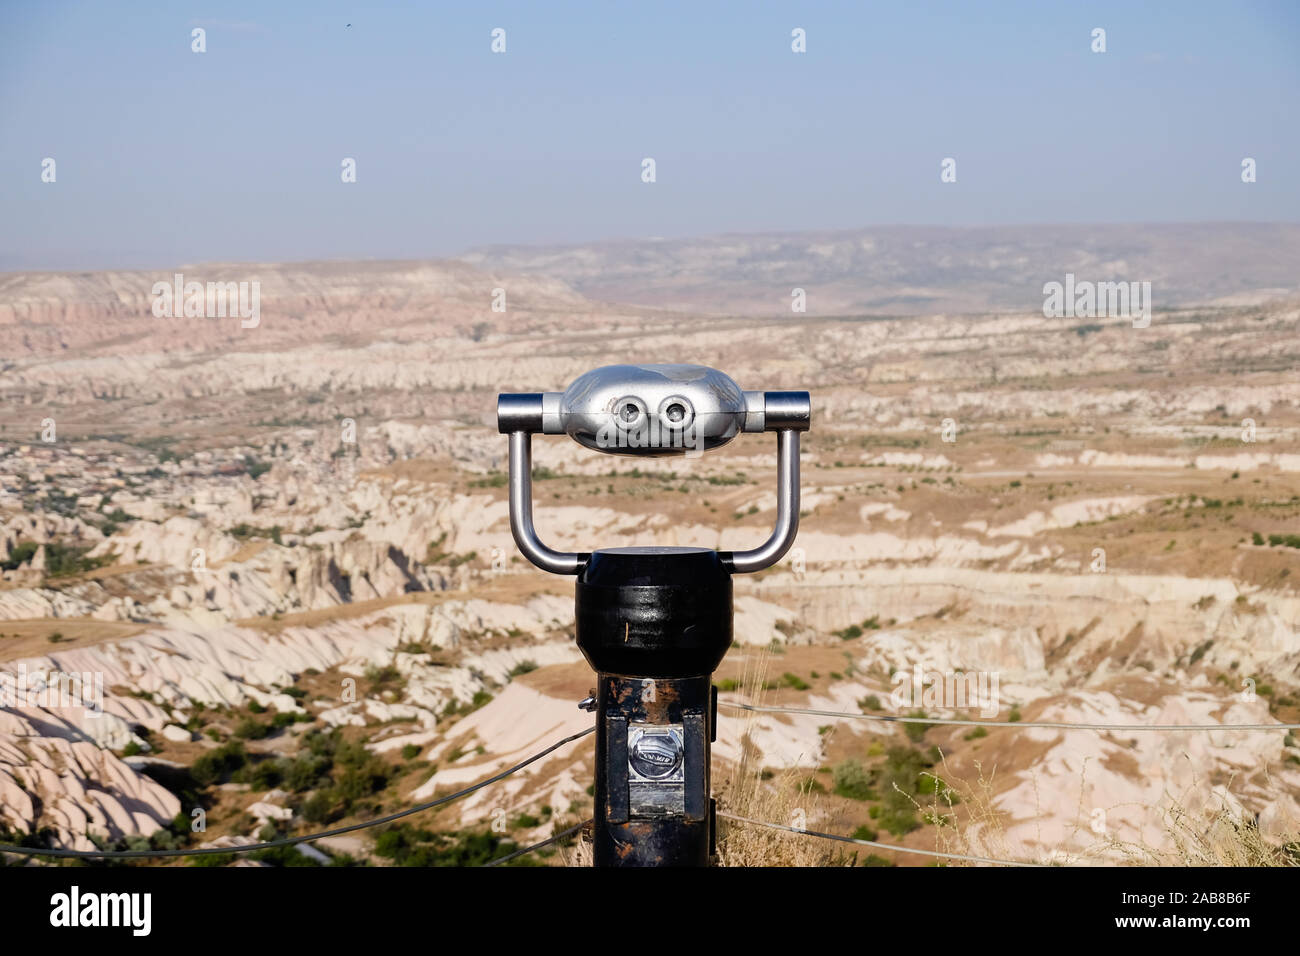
[2, 0, 1297, 270]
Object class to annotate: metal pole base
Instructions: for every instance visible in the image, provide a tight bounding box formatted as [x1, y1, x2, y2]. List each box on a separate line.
[575, 547, 730, 867]
[592, 673, 715, 867]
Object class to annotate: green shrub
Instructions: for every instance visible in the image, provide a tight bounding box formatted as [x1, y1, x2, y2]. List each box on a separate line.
[284, 753, 332, 792]
[875, 746, 933, 837]
[507, 660, 538, 679]
[190, 741, 248, 786]
[903, 710, 928, 743]
[241, 759, 284, 791]
[372, 824, 535, 867]
[782, 672, 810, 691]
[1, 541, 38, 570]
[42, 542, 114, 577]
[832, 760, 876, 801]
[301, 792, 333, 824]
[330, 740, 391, 809]
[235, 718, 269, 740]
[364, 664, 402, 686]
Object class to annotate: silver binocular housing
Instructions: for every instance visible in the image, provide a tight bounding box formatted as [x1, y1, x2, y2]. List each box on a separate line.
[496, 364, 810, 575]
[498, 364, 809, 457]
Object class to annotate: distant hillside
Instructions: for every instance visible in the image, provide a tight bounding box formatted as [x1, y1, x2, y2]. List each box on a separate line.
[0, 259, 587, 358]
[459, 222, 1300, 316]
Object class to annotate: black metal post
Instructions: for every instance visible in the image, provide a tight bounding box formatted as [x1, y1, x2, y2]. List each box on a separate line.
[576, 547, 730, 866]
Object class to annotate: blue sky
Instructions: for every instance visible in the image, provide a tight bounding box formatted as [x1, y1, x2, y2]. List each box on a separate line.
[1, 0, 1297, 270]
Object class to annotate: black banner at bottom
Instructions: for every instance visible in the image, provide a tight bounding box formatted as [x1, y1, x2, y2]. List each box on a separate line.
[1, 863, 1282, 942]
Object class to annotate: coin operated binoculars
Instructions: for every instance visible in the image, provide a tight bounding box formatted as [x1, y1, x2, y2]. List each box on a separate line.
[497, 365, 810, 867]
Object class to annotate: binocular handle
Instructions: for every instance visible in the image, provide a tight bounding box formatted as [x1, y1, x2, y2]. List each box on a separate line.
[507, 430, 587, 574]
[503, 426, 803, 576]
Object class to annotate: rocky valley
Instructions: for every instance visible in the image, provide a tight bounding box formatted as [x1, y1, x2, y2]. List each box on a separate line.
[2, 235, 1299, 866]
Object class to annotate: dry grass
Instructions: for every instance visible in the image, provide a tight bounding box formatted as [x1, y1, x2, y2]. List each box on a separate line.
[713, 650, 848, 866]
[926, 757, 1065, 866]
[1099, 771, 1300, 867]
[930, 759, 1300, 867]
[559, 824, 593, 867]
[1138, 804, 1300, 866]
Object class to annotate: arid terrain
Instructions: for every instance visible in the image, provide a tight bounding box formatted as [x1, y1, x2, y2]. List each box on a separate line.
[2, 226, 1299, 866]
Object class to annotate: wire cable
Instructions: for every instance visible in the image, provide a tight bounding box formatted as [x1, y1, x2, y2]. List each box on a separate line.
[0, 725, 594, 860]
[484, 819, 590, 867]
[718, 811, 1047, 867]
[720, 700, 1300, 731]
